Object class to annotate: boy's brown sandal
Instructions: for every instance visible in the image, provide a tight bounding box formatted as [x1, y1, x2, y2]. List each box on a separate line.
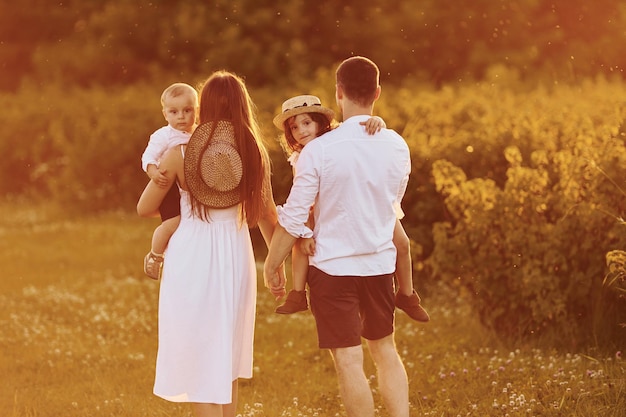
[143, 251, 164, 280]
[275, 290, 308, 314]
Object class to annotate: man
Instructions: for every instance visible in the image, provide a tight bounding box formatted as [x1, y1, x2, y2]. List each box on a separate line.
[264, 56, 411, 417]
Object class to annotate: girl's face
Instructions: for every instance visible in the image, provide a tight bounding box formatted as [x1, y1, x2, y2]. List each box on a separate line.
[162, 93, 197, 133]
[287, 114, 320, 148]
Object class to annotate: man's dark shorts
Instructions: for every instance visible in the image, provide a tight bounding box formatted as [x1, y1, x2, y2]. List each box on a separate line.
[307, 266, 395, 349]
[159, 184, 181, 221]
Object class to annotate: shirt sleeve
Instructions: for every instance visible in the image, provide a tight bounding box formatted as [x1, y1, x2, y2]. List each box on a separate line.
[277, 206, 314, 238]
[141, 128, 169, 172]
[277, 146, 319, 238]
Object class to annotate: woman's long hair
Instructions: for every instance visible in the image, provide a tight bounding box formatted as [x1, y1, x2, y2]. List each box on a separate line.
[189, 70, 270, 227]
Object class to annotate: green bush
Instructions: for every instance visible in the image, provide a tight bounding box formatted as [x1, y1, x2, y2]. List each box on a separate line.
[421, 79, 626, 349]
[1, 83, 170, 212]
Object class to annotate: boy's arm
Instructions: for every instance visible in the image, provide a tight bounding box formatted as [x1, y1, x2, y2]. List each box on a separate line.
[146, 164, 159, 179]
[146, 164, 169, 188]
[141, 128, 169, 172]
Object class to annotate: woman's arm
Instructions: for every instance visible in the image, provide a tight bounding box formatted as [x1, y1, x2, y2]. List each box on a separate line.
[137, 146, 183, 217]
[257, 170, 287, 297]
[257, 177, 278, 248]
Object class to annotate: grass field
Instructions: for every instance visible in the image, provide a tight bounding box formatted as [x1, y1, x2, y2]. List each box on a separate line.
[1, 202, 624, 417]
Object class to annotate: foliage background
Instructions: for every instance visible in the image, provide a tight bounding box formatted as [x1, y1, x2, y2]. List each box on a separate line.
[1, 0, 625, 350]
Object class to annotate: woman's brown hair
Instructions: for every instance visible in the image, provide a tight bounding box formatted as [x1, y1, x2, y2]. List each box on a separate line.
[190, 70, 270, 227]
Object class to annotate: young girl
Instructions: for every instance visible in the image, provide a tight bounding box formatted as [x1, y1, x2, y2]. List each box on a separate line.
[273, 95, 429, 322]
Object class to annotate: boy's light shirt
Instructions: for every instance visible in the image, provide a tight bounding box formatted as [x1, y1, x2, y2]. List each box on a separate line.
[141, 124, 192, 172]
[277, 115, 411, 276]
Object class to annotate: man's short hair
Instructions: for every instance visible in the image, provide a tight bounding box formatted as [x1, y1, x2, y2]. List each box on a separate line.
[336, 56, 380, 107]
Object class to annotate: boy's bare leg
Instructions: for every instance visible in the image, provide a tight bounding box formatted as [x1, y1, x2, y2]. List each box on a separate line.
[151, 215, 181, 255]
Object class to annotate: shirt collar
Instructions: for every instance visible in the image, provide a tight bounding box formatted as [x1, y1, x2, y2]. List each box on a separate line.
[342, 115, 372, 125]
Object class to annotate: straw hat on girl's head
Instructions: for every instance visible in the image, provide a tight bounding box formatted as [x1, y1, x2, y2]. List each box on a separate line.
[273, 95, 335, 130]
[184, 121, 243, 208]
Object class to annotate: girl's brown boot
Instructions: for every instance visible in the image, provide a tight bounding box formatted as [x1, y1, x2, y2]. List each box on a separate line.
[275, 290, 308, 314]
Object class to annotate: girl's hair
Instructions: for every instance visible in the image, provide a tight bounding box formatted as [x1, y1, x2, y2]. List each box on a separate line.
[279, 112, 333, 157]
[189, 70, 270, 227]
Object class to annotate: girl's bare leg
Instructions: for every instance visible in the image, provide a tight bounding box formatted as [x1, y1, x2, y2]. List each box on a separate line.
[290, 244, 308, 292]
[274, 243, 309, 314]
[393, 220, 430, 322]
[392, 220, 414, 296]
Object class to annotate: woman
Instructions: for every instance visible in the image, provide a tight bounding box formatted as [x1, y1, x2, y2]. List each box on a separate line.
[137, 70, 283, 417]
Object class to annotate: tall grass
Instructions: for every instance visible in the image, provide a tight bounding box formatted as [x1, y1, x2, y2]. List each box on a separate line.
[1, 202, 624, 417]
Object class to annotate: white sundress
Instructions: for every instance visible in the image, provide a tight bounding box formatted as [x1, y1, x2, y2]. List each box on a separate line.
[153, 184, 257, 404]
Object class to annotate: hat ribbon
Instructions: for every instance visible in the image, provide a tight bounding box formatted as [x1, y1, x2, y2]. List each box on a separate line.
[283, 103, 321, 113]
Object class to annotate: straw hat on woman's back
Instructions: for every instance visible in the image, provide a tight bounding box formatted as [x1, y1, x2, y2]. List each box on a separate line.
[184, 121, 243, 208]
